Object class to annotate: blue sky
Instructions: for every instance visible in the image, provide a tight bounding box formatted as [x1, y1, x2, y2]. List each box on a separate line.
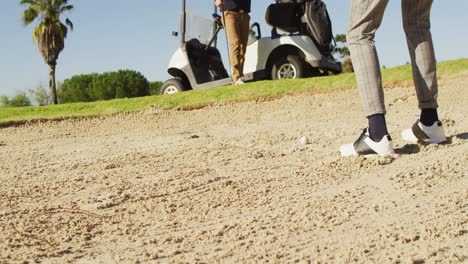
[1, 0, 467, 97]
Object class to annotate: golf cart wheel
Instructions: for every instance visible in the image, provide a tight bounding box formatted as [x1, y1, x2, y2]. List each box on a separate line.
[160, 78, 187, 95]
[271, 55, 305, 80]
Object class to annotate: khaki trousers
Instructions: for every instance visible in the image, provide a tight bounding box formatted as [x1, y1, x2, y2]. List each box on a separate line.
[223, 11, 250, 82]
[347, 0, 438, 116]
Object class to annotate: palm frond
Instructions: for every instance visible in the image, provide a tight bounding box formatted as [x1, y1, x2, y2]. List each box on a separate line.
[60, 4, 74, 13]
[19, 0, 36, 6]
[65, 18, 73, 31]
[60, 22, 68, 39]
[32, 22, 44, 44]
[22, 7, 39, 25]
[23, 0, 72, 59]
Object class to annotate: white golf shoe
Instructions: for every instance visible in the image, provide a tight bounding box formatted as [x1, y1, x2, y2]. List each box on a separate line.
[234, 77, 245, 86]
[401, 120, 447, 144]
[340, 128, 395, 157]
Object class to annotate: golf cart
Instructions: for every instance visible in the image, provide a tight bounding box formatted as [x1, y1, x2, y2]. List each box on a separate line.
[160, 0, 342, 95]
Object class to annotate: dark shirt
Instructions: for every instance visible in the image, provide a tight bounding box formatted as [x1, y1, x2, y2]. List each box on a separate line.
[223, 0, 251, 13]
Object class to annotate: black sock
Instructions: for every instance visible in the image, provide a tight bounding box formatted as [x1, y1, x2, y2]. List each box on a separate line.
[368, 114, 389, 142]
[420, 108, 439, 126]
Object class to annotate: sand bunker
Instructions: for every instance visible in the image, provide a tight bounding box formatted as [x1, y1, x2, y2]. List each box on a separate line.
[0, 72, 467, 263]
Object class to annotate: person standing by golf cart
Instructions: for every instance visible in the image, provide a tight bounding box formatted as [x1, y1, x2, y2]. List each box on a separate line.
[215, 0, 251, 85]
[340, 0, 447, 157]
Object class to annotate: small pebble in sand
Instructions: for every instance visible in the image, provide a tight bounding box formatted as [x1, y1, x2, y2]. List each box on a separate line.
[299, 136, 309, 145]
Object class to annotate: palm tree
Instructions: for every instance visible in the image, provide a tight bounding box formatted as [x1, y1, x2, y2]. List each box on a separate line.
[20, 0, 74, 104]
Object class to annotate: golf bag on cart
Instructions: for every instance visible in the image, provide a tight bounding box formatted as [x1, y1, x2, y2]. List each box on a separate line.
[265, 0, 335, 56]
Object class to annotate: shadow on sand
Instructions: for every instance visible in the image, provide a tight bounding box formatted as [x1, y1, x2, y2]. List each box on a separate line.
[395, 132, 467, 155]
[455, 132, 468, 140]
[395, 144, 421, 155]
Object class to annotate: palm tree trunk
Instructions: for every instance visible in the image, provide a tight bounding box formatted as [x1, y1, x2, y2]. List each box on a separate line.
[49, 63, 58, 104]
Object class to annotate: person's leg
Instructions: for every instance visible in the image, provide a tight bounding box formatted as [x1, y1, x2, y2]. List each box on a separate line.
[238, 13, 251, 80]
[341, 0, 394, 157]
[402, 0, 439, 125]
[401, 0, 447, 144]
[347, 0, 389, 118]
[347, 0, 390, 142]
[223, 11, 242, 82]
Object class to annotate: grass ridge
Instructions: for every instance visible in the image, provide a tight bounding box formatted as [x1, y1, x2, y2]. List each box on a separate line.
[1, 59, 467, 126]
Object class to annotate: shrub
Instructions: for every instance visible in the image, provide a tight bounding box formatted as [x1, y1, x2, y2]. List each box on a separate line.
[58, 70, 150, 103]
[58, 74, 97, 103]
[149, 81, 163, 95]
[0, 92, 32, 107]
[343, 59, 354, 73]
[28, 83, 51, 106]
[0, 95, 9, 107]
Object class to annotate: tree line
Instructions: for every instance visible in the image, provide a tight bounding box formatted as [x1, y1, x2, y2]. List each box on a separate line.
[1, 70, 163, 107]
[58, 70, 162, 103]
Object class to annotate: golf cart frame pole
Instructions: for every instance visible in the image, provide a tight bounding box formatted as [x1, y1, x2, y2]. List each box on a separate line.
[212, 3, 217, 47]
[180, 0, 186, 47]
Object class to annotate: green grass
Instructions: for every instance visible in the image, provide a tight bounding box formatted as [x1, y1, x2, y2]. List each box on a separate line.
[1, 58, 467, 126]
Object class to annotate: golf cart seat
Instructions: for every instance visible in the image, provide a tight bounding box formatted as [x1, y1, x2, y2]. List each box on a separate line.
[265, 2, 302, 34]
[265, 0, 334, 55]
[185, 38, 229, 84]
